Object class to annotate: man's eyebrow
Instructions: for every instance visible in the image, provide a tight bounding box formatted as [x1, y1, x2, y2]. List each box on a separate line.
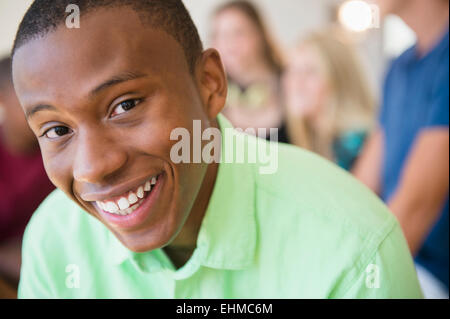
[25, 72, 148, 119]
[26, 104, 57, 119]
[89, 71, 148, 97]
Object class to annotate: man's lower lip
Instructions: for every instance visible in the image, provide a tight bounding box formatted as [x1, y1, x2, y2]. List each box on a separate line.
[96, 174, 164, 229]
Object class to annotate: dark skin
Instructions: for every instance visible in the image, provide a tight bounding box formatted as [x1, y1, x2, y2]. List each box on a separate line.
[12, 7, 227, 269]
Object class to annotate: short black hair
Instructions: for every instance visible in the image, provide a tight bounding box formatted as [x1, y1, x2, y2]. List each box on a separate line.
[12, 0, 203, 72]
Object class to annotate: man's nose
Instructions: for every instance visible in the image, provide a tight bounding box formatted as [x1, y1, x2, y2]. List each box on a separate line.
[72, 130, 127, 184]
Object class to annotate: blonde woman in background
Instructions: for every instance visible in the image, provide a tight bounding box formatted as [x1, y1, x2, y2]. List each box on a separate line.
[283, 28, 376, 170]
[212, 0, 289, 142]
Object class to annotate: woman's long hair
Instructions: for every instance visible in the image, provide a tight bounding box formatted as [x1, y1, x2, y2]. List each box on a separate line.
[214, 0, 284, 75]
[287, 28, 376, 159]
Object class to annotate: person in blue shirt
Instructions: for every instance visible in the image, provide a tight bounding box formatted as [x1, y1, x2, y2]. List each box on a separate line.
[354, 0, 449, 298]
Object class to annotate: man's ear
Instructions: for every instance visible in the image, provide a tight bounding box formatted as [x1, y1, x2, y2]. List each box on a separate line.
[196, 49, 227, 120]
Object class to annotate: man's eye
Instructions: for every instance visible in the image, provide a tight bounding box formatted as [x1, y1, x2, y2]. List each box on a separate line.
[43, 126, 72, 139]
[111, 99, 141, 117]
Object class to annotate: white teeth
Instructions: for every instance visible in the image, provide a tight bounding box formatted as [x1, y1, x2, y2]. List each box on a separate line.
[105, 202, 119, 213]
[117, 197, 130, 210]
[96, 176, 157, 215]
[137, 186, 144, 199]
[128, 192, 138, 204]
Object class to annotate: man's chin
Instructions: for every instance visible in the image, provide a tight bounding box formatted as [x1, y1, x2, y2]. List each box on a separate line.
[112, 227, 176, 253]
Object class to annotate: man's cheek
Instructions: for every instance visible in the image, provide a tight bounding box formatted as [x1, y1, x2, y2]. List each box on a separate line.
[42, 155, 72, 191]
[134, 121, 182, 160]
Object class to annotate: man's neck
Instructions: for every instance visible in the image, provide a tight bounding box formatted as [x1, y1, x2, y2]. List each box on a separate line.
[163, 120, 220, 269]
[163, 161, 219, 269]
[398, 0, 449, 56]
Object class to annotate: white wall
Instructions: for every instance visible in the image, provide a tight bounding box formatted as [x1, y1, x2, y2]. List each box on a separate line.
[0, 0, 343, 56]
[185, 0, 341, 48]
[0, 0, 33, 56]
[184, 0, 385, 93]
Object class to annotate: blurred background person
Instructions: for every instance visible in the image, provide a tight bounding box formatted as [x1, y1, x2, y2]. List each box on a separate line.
[211, 0, 289, 142]
[353, 0, 449, 298]
[0, 56, 54, 297]
[283, 28, 375, 170]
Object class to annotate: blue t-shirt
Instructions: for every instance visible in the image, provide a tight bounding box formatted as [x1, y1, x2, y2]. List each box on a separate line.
[379, 29, 449, 289]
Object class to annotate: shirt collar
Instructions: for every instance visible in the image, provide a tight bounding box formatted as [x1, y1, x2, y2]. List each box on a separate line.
[194, 114, 257, 270]
[107, 114, 257, 271]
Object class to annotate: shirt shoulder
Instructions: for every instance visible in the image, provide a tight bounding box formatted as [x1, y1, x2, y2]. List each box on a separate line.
[23, 189, 111, 261]
[19, 189, 108, 297]
[254, 141, 395, 238]
[24, 189, 96, 239]
[248, 141, 420, 297]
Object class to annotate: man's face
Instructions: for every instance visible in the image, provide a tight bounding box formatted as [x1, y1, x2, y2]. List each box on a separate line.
[12, 8, 224, 252]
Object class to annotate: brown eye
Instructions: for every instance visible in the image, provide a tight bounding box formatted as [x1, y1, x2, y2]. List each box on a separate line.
[111, 99, 141, 117]
[44, 126, 71, 139]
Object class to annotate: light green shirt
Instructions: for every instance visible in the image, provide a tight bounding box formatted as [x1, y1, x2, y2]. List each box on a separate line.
[19, 115, 423, 298]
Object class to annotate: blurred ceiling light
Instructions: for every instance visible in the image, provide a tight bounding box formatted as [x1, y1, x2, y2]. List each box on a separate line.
[338, 0, 377, 32]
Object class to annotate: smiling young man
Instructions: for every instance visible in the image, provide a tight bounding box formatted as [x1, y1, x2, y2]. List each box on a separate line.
[11, 0, 423, 298]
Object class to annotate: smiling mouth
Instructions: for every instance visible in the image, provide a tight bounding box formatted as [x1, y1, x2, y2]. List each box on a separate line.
[94, 175, 160, 216]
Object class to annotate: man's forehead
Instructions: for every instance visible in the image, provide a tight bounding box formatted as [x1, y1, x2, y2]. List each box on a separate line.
[12, 7, 189, 107]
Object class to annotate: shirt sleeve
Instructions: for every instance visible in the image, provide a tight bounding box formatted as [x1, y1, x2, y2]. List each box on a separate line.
[18, 220, 55, 298]
[341, 223, 424, 299]
[17, 195, 59, 299]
